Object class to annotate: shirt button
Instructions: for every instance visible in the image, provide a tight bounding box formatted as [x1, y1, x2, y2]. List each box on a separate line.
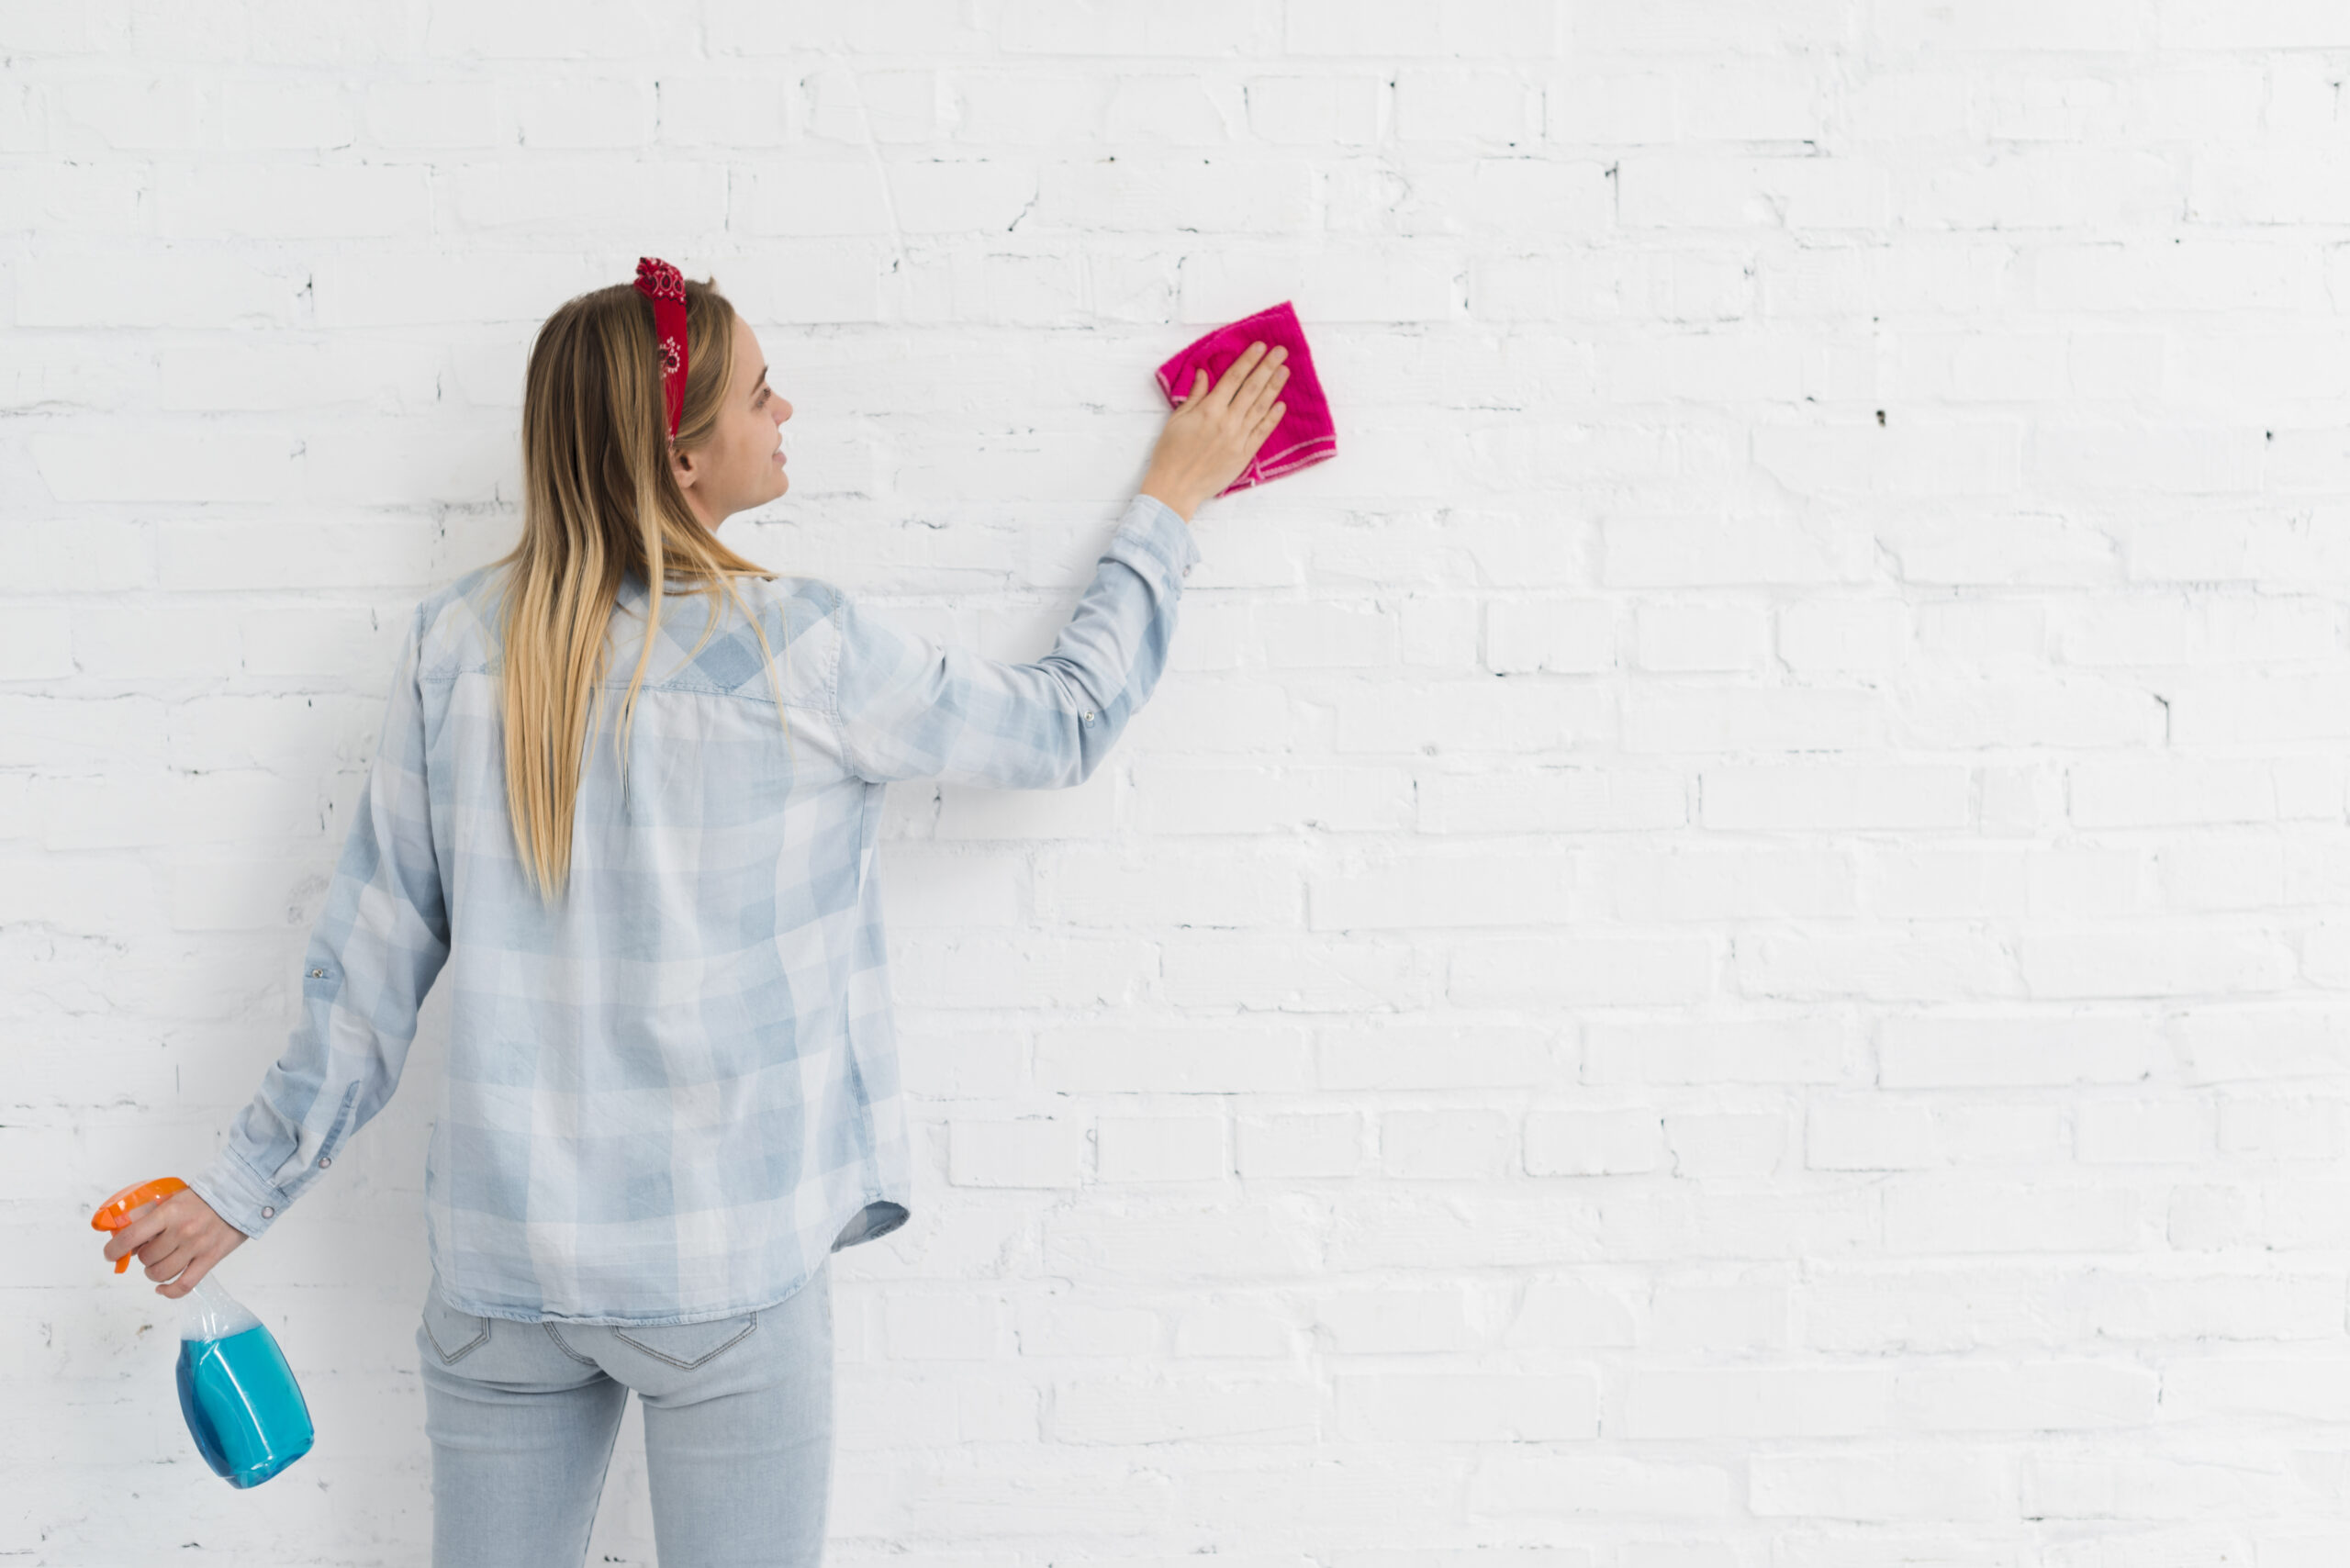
[309, 968, 326, 979]
[261, 1206, 275, 1219]
[318, 1156, 331, 1169]
[1081, 710, 1095, 722]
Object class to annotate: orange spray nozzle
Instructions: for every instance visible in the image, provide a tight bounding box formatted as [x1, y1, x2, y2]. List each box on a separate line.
[91, 1177, 190, 1273]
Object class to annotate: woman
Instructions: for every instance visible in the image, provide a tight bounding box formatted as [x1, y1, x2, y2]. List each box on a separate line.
[96, 258, 1292, 1567]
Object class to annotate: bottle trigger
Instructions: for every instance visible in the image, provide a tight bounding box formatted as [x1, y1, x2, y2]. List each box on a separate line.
[90, 1176, 190, 1272]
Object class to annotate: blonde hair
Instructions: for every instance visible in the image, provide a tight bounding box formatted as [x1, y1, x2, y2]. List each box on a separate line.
[495, 269, 789, 902]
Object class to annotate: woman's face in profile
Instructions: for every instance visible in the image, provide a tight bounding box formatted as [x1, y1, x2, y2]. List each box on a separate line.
[674, 313, 792, 529]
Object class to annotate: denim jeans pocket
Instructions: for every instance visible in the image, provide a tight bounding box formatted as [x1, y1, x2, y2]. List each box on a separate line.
[611, 1312, 759, 1371]
[421, 1288, 492, 1365]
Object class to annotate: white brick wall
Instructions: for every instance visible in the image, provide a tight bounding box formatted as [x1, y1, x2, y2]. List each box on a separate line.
[10, 1, 2350, 1562]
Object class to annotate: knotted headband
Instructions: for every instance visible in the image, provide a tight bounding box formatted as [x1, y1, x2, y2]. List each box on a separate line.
[632, 256, 688, 442]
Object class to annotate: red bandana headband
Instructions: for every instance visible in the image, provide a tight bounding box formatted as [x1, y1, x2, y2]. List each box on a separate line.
[632, 256, 688, 442]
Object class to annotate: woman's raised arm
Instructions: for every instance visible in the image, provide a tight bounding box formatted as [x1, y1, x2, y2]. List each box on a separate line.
[831, 339, 1292, 790]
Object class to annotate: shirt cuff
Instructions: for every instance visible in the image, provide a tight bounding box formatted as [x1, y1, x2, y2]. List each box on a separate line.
[1106, 491, 1201, 597]
[186, 1148, 291, 1240]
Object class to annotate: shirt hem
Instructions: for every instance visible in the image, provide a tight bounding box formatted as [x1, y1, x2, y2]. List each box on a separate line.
[427, 1190, 910, 1327]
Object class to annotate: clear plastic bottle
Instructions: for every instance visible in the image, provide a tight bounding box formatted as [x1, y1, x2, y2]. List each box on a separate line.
[92, 1176, 317, 1489]
[173, 1271, 316, 1489]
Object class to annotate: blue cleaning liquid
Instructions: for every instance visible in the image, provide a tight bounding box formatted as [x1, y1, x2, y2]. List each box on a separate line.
[174, 1325, 316, 1488]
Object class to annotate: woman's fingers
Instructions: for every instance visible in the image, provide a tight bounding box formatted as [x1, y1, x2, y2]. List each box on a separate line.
[143, 1214, 229, 1287]
[1208, 342, 1270, 405]
[1236, 346, 1285, 411]
[1248, 363, 1291, 424]
[155, 1233, 227, 1296]
[1248, 402, 1287, 458]
[1222, 364, 1288, 440]
[159, 1197, 245, 1295]
[159, 1252, 219, 1300]
[1227, 367, 1287, 442]
[1219, 364, 1288, 472]
[100, 1200, 166, 1267]
[1205, 342, 1283, 413]
[141, 1234, 195, 1283]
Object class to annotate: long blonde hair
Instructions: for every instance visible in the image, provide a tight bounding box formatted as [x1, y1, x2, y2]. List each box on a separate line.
[495, 270, 789, 902]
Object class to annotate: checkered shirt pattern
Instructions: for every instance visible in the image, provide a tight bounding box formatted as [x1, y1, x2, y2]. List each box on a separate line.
[187, 494, 1198, 1325]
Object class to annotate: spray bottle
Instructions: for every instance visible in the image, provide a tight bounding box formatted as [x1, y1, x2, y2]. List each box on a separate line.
[90, 1177, 317, 1489]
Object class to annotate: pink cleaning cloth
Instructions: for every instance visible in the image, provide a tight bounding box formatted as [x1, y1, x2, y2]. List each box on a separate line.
[1154, 299, 1336, 498]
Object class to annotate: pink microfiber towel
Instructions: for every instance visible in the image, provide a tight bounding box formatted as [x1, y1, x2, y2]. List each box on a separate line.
[1154, 299, 1336, 498]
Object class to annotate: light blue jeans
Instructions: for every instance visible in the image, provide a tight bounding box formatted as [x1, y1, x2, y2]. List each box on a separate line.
[415, 1262, 833, 1568]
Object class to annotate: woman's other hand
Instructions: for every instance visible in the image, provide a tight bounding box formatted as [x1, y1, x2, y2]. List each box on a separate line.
[101, 1187, 249, 1298]
[1140, 341, 1292, 522]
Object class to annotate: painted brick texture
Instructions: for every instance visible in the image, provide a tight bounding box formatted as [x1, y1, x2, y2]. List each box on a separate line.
[9, 2, 2350, 1563]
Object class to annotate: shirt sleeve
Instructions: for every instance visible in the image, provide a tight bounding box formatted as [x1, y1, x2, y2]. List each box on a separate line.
[834, 491, 1200, 788]
[186, 601, 453, 1239]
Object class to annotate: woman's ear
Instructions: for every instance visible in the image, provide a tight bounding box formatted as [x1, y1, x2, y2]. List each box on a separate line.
[669, 437, 699, 492]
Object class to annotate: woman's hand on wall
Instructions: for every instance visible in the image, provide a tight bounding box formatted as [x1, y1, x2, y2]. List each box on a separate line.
[100, 1186, 249, 1298]
[1140, 341, 1292, 523]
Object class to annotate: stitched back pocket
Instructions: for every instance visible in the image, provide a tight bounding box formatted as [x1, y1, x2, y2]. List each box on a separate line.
[612, 1313, 758, 1371]
[421, 1289, 492, 1365]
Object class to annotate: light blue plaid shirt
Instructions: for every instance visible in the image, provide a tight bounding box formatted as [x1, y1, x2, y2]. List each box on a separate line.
[188, 494, 1196, 1325]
